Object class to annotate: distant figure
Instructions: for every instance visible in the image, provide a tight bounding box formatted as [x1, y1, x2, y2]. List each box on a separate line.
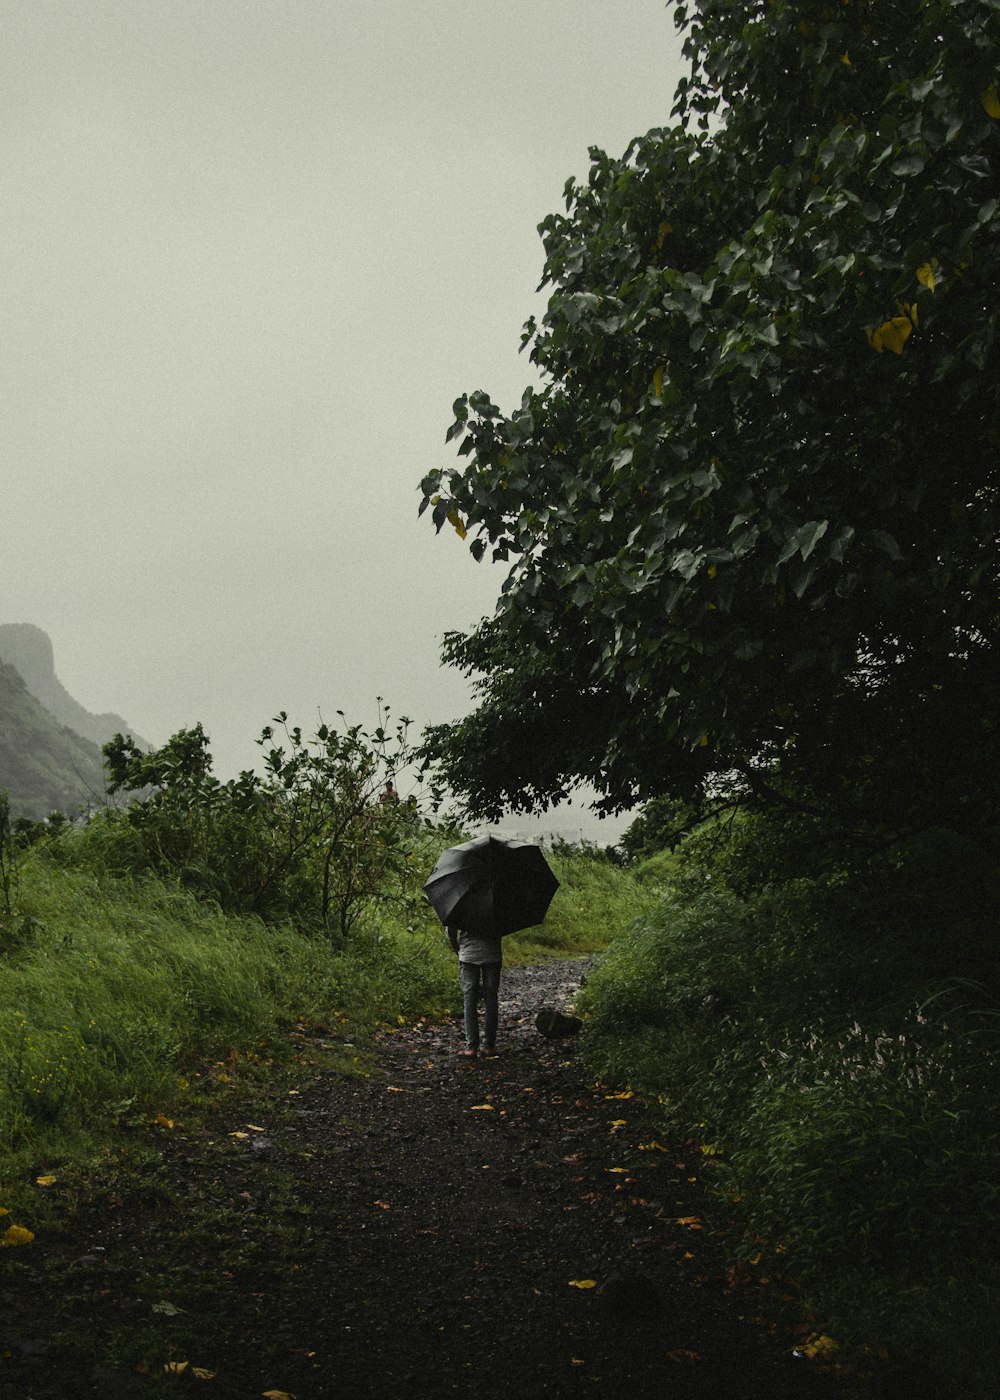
[447, 924, 502, 1059]
[379, 779, 398, 805]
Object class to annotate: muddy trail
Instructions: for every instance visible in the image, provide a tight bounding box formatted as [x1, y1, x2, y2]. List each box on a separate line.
[2, 961, 852, 1400]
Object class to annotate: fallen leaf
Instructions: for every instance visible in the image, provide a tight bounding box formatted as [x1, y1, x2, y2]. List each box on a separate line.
[568, 1279, 597, 1289]
[164, 1361, 189, 1375]
[675, 1216, 704, 1229]
[666, 1348, 702, 1364]
[152, 1301, 185, 1316]
[1, 1224, 35, 1247]
[796, 1333, 840, 1360]
[262, 1391, 297, 1399]
[229, 1131, 250, 1139]
[609, 1119, 627, 1132]
[154, 1115, 175, 1129]
[192, 1368, 217, 1380]
[638, 1141, 668, 1153]
[607, 1167, 629, 1174]
[604, 1091, 634, 1100]
[469, 1104, 494, 1111]
[245, 1124, 266, 1132]
[35, 1175, 58, 1187]
[372, 1200, 391, 1210]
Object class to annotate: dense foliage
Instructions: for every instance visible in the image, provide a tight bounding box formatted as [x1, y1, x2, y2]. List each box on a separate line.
[420, 0, 1000, 844]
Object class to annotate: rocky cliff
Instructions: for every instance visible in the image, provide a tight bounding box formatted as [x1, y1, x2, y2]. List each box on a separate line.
[0, 623, 149, 751]
[0, 661, 109, 819]
[0, 624, 150, 820]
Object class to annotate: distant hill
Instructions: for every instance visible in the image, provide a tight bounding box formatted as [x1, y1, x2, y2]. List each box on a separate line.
[0, 660, 109, 820]
[0, 623, 150, 751]
[0, 624, 151, 821]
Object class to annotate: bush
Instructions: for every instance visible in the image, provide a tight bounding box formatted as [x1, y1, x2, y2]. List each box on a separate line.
[578, 810, 1000, 1390]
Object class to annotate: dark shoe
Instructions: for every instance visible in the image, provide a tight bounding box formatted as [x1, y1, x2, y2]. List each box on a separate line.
[480, 1046, 498, 1059]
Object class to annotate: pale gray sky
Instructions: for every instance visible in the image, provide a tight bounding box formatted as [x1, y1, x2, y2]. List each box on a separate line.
[2, 0, 685, 840]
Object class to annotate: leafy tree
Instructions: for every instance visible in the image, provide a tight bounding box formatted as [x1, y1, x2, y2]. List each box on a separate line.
[419, 0, 999, 849]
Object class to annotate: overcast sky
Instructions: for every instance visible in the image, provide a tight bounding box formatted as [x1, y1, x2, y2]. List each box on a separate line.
[2, 0, 686, 840]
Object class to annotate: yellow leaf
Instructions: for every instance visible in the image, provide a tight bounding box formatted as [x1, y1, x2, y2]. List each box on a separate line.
[609, 1119, 627, 1131]
[244, 1124, 266, 1132]
[840, 51, 852, 66]
[916, 262, 936, 291]
[698, 734, 709, 747]
[675, 1215, 704, 1229]
[707, 564, 717, 578]
[373, 1200, 391, 1210]
[568, 1279, 597, 1289]
[656, 221, 672, 249]
[470, 1104, 494, 1111]
[983, 85, 1000, 118]
[867, 312, 913, 354]
[229, 1131, 249, 1139]
[0, 1207, 8, 1216]
[164, 1361, 190, 1375]
[35, 1175, 58, 1187]
[262, 1391, 297, 1399]
[607, 1167, 629, 1174]
[154, 1115, 175, 1129]
[192, 1369, 217, 1380]
[604, 1090, 634, 1100]
[652, 366, 664, 398]
[447, 507, 468, 541]
[638, 1141, 669, 1152]
[799, 1333, 840, 1360]
[1, 1224, 35, 1247]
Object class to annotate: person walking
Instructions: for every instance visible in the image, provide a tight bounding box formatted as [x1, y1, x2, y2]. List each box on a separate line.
[447, 924, 502, 1059]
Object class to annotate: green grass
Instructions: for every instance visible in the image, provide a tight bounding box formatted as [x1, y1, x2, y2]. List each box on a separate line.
[0, 847, 454, 1188]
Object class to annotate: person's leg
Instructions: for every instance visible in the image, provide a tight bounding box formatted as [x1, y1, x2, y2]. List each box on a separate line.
[481, 962, 501, 1051]
[460, 963, 481, 1051]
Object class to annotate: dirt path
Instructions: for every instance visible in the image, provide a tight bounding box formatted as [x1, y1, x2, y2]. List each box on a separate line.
[2, 961, 851, 1399]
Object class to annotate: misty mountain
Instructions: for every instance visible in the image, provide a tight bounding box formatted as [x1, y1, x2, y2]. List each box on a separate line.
[0, 623, 150, 751]
[0, 624, 151, 821]
[0, 660, 110, 819]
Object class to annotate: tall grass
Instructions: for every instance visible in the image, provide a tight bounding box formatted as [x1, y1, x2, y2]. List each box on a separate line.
[1, 845, 454, 1176]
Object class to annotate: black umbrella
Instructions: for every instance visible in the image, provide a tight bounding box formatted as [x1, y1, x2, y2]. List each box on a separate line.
[423, 834, 560, 938]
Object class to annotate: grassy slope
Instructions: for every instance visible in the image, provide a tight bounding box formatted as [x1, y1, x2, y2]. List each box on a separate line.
[1, 837, 648, 1197]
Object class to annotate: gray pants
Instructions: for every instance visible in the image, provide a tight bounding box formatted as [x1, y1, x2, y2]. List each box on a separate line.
[460, 961, 501, 1050]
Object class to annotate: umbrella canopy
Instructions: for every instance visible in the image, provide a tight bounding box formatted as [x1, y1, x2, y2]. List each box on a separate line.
[423, 835, 560, 938]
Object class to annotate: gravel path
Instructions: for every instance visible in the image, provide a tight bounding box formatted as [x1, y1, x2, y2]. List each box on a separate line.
[1, 960, 852, 1400]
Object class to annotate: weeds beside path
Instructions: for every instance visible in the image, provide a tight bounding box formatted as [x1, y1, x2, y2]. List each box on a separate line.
[2, 961, 850, 1400]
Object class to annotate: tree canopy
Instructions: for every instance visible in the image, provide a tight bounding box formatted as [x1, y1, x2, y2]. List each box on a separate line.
[420, 0, 999, 844]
